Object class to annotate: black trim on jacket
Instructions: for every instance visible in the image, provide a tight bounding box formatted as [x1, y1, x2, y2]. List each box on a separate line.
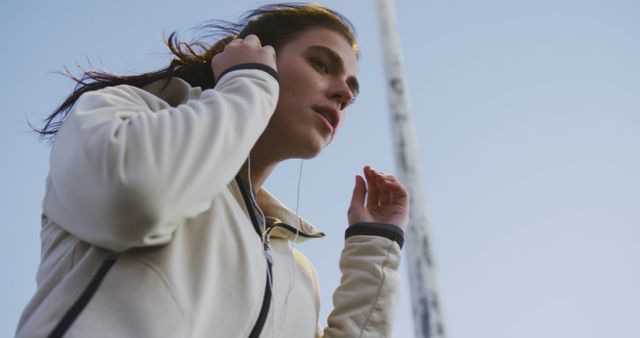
[48, 255, 119, 338]
[217, 63, 280, 84]
[235, 175, 273, 338]
[345, 222, 405, 249]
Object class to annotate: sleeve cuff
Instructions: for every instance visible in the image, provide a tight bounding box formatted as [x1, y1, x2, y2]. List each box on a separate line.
[216, 63, 280, 84]
[345, 222, 405, 249]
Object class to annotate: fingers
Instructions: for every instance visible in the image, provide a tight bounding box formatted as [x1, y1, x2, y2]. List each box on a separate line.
[211, 34, 277, 81]
[227, 38, 242, 46]
[242, 34, 262, 47]
[364, 166, 408, 207]
[228, 34, 261, 47]
[352, 170, 399, 224]
[383, 175, 409, 207]
[349, 166, 410, 229]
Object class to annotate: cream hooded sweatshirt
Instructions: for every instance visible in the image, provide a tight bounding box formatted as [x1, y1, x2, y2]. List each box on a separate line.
[16, 66, 404, 338]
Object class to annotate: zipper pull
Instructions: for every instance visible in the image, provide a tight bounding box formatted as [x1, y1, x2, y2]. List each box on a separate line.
[263, 233, 273, 265]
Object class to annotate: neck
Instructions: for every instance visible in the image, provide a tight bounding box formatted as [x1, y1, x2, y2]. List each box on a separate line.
[239, 149, 279, 193]
[241, 128, 299, 191]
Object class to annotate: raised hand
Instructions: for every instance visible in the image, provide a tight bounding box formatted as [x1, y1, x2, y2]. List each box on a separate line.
[211, 34, 277, 80]
[348, 166, 409, 231]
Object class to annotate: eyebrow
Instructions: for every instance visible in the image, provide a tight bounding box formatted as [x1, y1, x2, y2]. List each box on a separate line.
[307, 45, 360, 97]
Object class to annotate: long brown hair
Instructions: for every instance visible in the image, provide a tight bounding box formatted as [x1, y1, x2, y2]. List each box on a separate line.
[36, 3, 357, 140]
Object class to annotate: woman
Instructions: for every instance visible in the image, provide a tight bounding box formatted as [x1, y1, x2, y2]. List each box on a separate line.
[17, 3, 409, 338]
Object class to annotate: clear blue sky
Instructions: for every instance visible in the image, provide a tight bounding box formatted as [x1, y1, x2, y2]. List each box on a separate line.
[1, 0, 639, 337]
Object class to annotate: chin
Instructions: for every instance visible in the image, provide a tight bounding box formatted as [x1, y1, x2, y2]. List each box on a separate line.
[296, 138, 327, 159]
[280, 128, 332, 160]
[298, 147, 323, 160]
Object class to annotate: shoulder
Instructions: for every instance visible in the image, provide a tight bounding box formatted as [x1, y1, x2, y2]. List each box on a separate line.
[72, 77, 196, 113]
[292, 248, 318, 280]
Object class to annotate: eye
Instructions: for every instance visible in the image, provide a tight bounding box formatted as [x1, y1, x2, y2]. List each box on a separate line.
[310, 58, 330, 74]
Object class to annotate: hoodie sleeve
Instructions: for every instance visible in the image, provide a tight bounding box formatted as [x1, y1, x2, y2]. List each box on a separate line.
[45, 68, 279, 252]
[320, 222, 404, 338]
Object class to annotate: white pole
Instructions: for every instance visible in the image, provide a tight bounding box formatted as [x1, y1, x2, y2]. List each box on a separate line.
[376, 1, 447, 337]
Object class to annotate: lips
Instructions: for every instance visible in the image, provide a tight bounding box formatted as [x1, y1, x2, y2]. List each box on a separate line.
[312, 106, 340, 133]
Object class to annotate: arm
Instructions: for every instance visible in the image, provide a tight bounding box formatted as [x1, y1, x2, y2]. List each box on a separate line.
[321, 166, 409, 338]
[46, 36, 279, 252]
[322, 223, 404, 338]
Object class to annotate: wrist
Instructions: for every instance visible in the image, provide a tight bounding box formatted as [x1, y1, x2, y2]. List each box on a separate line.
[345, 222, 405, 249]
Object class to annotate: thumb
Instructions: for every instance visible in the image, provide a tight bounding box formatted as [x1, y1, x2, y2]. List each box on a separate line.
[348, 175, 366, 217]
[351, 175, 367, 207]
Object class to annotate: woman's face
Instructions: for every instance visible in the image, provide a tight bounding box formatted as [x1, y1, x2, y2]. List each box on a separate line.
[262, 27, 359, 159]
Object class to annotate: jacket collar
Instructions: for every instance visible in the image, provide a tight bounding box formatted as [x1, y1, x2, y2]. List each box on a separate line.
[256, 189, 325, 242]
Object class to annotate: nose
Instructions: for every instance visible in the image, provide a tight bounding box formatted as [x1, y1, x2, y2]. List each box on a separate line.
[327, 78, 354, 111]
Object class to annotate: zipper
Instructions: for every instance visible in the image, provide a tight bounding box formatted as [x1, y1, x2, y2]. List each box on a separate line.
[48, 175, 270, 337]
[248, 238, 273, 338]
[235, 176, 273, 338]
